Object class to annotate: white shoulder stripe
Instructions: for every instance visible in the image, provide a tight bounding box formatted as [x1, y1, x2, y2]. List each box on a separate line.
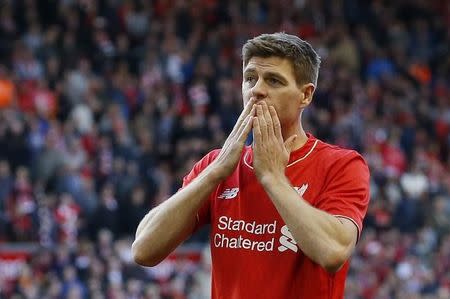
[334, 215, 361, 242]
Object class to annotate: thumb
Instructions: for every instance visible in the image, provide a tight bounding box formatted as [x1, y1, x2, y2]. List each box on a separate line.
[284, 135, 297, 154]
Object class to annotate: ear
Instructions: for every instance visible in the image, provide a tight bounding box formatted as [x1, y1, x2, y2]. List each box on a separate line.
[299, 83, 315, 108]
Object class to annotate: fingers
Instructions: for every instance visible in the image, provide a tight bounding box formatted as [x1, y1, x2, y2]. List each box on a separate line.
[237, 113, 254, 143]
[235, 105, 255, 139]
[269, 106, 283, 143]
[252, 116, 261, 147]
[256, 104, 267, 142]
[231, 98, 255, 137]
[262, 102, 275, 138]
[256, 101, 281, 143]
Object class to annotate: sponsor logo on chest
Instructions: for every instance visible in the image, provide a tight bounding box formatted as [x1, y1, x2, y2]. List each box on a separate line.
[214, 216, 298, 253]
[213, 184, 308, 253]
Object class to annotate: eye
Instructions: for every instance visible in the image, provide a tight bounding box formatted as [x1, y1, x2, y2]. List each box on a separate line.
[267, 77, 282, 85]
[245, 75, 256, 83]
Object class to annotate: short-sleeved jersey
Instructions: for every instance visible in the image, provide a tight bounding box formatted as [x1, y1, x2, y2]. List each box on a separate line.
[182, 134, 370, 299]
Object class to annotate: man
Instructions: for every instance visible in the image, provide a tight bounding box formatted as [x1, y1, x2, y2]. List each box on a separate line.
[132, 32, 370, 299]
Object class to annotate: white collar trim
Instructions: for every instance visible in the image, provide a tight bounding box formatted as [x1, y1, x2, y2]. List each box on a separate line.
[243, 139, 319, 170]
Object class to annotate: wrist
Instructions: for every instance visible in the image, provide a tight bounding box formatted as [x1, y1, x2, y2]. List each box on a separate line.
[206, 162, 228, 183]
[258, 171, 287, 189]
[259, 173, 294, 204]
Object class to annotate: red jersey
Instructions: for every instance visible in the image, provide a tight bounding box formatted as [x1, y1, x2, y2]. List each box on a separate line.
[182, 134, 370, 299]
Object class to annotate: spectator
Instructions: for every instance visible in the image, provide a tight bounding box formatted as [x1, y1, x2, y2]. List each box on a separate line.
[90, 184, 119, 236]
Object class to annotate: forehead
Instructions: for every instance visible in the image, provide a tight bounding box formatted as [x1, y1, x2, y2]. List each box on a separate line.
[243, 56, 295, 77]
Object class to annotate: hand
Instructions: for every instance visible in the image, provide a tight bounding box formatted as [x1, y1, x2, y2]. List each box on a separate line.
[211, 99, 256, 180]
[252, 102, 297, 185]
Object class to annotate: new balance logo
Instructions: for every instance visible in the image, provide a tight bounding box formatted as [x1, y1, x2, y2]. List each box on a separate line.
[218, 188, 239, 199]
[294, 184, 308, 196]
[278, 225, 298, 253]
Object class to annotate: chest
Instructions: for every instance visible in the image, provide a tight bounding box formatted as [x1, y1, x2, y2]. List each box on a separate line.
[210, 160, 328, 223]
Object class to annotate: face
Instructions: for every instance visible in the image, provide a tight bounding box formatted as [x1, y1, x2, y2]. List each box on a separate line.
[242, 56, 314, 134]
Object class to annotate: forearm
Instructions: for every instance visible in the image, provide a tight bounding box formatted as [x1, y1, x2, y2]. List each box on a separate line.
[132, 163, 222, 266]
[133, 98, 256, 266]
[261, 175, 355, 272]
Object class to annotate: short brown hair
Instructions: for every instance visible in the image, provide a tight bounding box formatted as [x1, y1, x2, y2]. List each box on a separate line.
[242, 32, 321, 86]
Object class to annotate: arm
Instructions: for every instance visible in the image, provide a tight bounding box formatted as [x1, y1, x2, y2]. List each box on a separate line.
[132, 164, 222, 266]
[132, 99, 256, 266]
[260, 175, 357, 273]
[252, 103, 364, 273]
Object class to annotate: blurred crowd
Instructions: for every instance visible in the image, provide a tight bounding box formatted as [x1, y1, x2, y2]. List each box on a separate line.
[0, 0, 449, 298]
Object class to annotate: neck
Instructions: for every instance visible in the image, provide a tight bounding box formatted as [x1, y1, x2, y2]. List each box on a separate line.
[283, 125, 308, 151]
[250, 121, 308, 151]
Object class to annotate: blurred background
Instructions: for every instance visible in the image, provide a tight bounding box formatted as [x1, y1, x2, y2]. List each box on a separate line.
[0, 0, 449, 298]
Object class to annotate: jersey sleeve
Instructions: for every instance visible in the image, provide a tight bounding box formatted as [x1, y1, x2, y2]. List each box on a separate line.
[314, 151, 370, 240]
[181, 150, 220, 230]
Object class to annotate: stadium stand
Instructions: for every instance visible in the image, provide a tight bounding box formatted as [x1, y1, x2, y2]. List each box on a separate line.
[0, 0, 449, 298]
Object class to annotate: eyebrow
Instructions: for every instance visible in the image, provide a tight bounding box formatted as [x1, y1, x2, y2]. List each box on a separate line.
[243, 68, 288, 83]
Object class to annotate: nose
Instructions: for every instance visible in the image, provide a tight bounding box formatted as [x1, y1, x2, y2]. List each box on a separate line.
[251, 78, 268, 100]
